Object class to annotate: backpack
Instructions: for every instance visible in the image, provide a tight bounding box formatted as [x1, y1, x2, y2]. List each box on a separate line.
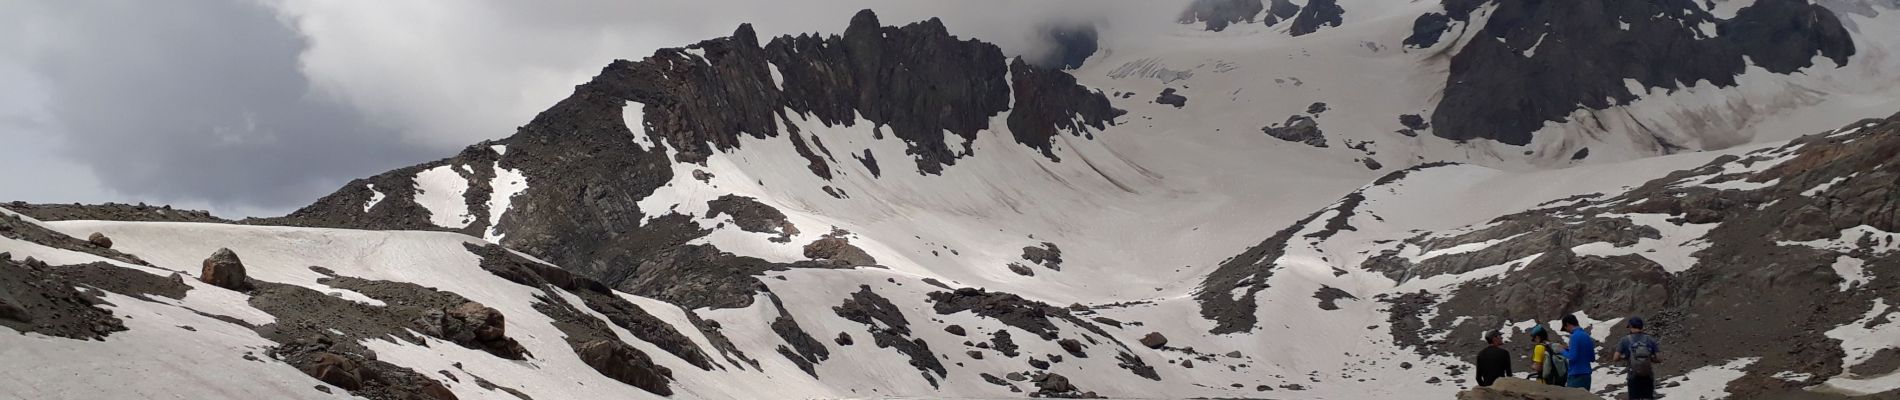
[1629, 335, 1656, 377]
[1541, 344, 1569, 385]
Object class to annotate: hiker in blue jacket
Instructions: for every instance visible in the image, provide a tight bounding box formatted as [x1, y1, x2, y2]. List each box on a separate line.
[1560, 314, 1595, 389]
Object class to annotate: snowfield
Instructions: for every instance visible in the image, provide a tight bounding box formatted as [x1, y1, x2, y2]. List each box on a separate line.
[8, 0, 1900, 399]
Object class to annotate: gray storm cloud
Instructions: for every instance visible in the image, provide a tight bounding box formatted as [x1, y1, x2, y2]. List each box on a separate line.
[1, 0, 1189, 217]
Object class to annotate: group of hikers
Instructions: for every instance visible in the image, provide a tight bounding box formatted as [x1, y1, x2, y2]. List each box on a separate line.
[1473, 314, 1663, 399]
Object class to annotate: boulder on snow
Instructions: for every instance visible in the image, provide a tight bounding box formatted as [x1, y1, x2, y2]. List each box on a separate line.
[86, 232, 112, 249]
[1058, 338, 1086, 357]
[1035, 372, 1075, 393]
[200, 248, 251, 291]
[835, 332, 853, 346]
[575, 339, 674, 396]
[1139, 332, 1168, 349]
[412, 301, 528, 360]
[1456, 378, 1600, 400]
[945, 324, 967, 336]
[305, 352, 366, 390]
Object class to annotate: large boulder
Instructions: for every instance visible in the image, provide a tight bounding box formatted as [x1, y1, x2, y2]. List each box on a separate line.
[1456, 378, 1601, 400]
[1139, 332, 1168, 349]
[415, 301, 528, 360]
[575, 339, 674, 396]
[199, 248, 251, 291]
[304, 352, 366, 390]
[86, 232, 112, 249]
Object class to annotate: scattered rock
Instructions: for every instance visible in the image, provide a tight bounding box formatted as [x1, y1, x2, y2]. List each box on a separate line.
[835, 332, 853, 346]
[967, 350, 984, 360]
[945, 324, 966, 336]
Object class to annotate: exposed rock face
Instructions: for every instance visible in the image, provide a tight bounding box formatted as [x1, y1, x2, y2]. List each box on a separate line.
[414, 302, 530, 360]
[86, 232, 112, 249]
[1417, 0, 1854, 146]
[1370, 116, 1900, 396]
[200, 248, 251, 291]
[706, 195, 799, 243]
[804, 229, 878, 266]
[1020, 242, 1063, 271]
[576, 339, 674, 396]
[274, 344, 458, 400]
[1007, 59, 1124, 160]
[1263, 115, 1326, 147]
[5, 201, 228, 223]
[1312, 286, 1357, 311]
[462, 243, 716, 369]
[1155, 88, 1187, 108]
[1287, 0, 1345, 36]
[0, 257, 129, 340]
[768, 294, 830, 377]
[833, 285, 946, 387]
[1179, 0, 1266, 31]
[0, 212, 150, 267]
[1178, 0, 1328, 33]
[1140, 332, 1168, 349]
[276, 10, 1118, 316]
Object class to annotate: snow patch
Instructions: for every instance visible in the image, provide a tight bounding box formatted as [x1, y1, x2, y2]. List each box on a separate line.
[1658, 357, 1759, 400]
[1818, 299, 1900, 395]
[484, 162, 529, 242]
[363, 183, 386, 213]
[413, 165, 474, 229]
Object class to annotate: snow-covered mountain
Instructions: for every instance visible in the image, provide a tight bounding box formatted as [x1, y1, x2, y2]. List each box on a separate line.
[7, 1, 1900, 399]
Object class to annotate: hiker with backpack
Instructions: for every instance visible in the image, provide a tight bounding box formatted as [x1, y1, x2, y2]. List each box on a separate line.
[1528, 325, 1568, 385]
[1560, 314, 1596, 389]
[1613, 317, 1663, 400]
[1475, 330, 1512, 386]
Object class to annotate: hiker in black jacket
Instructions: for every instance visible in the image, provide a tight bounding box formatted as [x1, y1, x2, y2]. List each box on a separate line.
[1475, 330, 1512, 386]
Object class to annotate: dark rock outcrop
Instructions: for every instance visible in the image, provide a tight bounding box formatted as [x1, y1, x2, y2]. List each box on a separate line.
[706, 195, 799, 243]
[200, 248, 251, 291]
[5, 202, 228, 223]
[1020, 242, 1064, 271]
[1263, 115, 1326, 147]
[1139, 332, 1168, 349]
[1287, 0, 1344, 36]
[271, 339, 459, 400]
[0, 212, 151, 267]
[463, 243, 716, 369]
[576, 339, 674, 396]
[1008, 59, 1124, 161]
[0, 257, 129, 340]
[275, 10, 1118, 321]
[1178, 0, 1266, 31]
[1178, 0, 1319, 33]
[833, 285, 946, 387]
[804, 229, 878, 267]
[1422, 0, 1854, 146]
[1155, 88, 1187, 108]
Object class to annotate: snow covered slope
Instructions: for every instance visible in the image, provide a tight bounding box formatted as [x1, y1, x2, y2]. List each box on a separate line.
[8, 1, 1900, 399]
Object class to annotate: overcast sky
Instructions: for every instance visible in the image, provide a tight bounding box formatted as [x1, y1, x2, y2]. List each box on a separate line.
[0, 0, 1182, 218]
